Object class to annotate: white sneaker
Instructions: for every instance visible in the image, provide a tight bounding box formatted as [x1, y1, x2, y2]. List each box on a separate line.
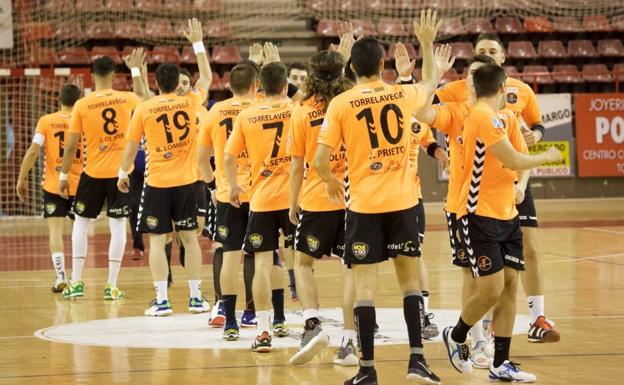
[145, 299, 173, 317]
[471, 341, 493, 369]
[442, 326, 473, 374]
[489, 360, 537, 382]
[188, 297, 211, 313]
[333, 338, 359, 366]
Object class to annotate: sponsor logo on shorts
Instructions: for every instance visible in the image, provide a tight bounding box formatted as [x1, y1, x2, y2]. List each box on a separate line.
[370, 162, 383, 171]
[401, 241, 418, 254]
[351, 242, 369, 260]
[477, 256, 492, 271]
[45, 203, 57, 215]
[284, 234, 294, 242]
[504, 254, 521, 264]
[306, 236, 320, 252]
[174, 217, 197, 228]
[99, 144, 107, 151]
[457, 249, 467, 262]
[146, 216, 159, 229]
[249, 233, 263, 249]
[217, 225, 228, 240]
[75, 201, 85, 214]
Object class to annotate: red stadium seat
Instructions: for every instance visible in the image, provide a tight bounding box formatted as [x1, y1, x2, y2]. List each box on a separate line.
[55, 22, 85, 39]
[210, 73, 223, 91]
[181, 46, 197, 64]
[568, 40, 597, 58]
[552, 65, 584, 83]
[614, 64, 624, 83]
[522, 65, 553, 85]
[58, 47, 92, 65]
[612, 15, 624, 32]
[507, 41, 538, 59]
[382, 69, 397, 84]
[211, 46, 241, 64]
[20, 22, 54, 40]
[503, 66, 520, 77]
[597, 39, 624, 56]
[135, 0, 162, 10]
[412, 68, 422, 81]
[351, 19, 376, 37]
[583, 15, 611, 32]
[450, 42, 474, 60]
[538, 40, 568, 58]
[105, 0, 136, 10]
[91, 46, 122, 64]
[26, 46, 60, 66]
[121, 46, 138, 57]
[523, 16, 555, 32]
[115, 21, 144, 39]
[148, 72, 157, 90]
[203, 21, 233, 38]
[464, 17, 494, 34]
[193, 0, 222, 11]
[221, 71, 231, 89]
[582, 64, 612, 82]
[439, 18, 465, 36]
[339, 0, 367, 11]
[377, 18, 409, 36]
[113, 75, 130, 91]
[75, 0, 102, 11]
[388, 43, 419, 60]
[307, 0, 333, 11]
[316, 19, 340, 37]
[149, 46, 180, 64]
[85, 22, 115, 39]
[164, 0, 191, 9]
[552, 17, 582, 32]
[495, 17, 524, 33]
[145, 21, 175, 38]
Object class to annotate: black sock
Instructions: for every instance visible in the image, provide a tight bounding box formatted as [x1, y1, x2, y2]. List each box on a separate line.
[403, 293, 424, 359]
[243, 253, 255, 312]
[354, 304, 376, 366]
[288, 269, 296, 287]
[451, 317, 473, 344]
[272, 289, 285, 323]
[493, 336, 511, 367]
[179, 243, 185, 267]
[222, 294, 237, 328]
[212, 247, 223, 301]
[304, 317, 320, 330]
[165, 241, 173, 286]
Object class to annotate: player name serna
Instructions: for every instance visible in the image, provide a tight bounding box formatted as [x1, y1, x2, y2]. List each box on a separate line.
[247, 111, 292, 124]
[149, 102, 190, 114]
[87, 98, 128, 110]
[349, 91, 404, 108]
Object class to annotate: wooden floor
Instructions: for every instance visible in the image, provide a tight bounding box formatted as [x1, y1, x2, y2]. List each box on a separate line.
[1, 198, 624, 385]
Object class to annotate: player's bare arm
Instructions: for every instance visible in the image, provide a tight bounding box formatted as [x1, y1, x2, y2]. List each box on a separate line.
[183, 18, 212, 96]
[414, 9, 443, 95]
[117, 140, 139, 193]
[58, 131, 81, 198]
[124, 47, 149, 101]
[288, 155, 305, 225]
[16, 142, 42, 202]
[198, 145, 215, 184]
[313, 143, 344, 205]
[223, 152, 245, 208]
[489, 138, 562, 171]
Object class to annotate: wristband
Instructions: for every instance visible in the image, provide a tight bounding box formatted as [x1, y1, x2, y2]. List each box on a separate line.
[426, 142, 440, 158]
[59, 172, 68, 181]
[193, 41, 206, 55]
[130, 67, 141, 78]
[530, 124, 545, 138]
[398, 75, 414, 84]
[118, 169, 129, 179]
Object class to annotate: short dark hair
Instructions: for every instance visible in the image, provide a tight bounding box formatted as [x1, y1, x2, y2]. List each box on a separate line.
[288, 62, 308, 75]
[469, 54, 497, 66]
[229, 63, 257, 94]
[179, 67, 193, 81]
[473, 64, 506, 98]
[59, 84, 81, 107]
[350, 37, 383, 78]
[92, 56, 116, 76]
[260, 62, 288, 96]
[239, 59, 261, 75]
[156, 64, 180, 93]
[475, 33, 504, 51]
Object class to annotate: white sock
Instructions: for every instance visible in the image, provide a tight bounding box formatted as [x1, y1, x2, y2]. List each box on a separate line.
[188, 280, 202, 299]
[51, 252, 65, 279]
[303, 308, 319, 321]
[470, 319, 485, 346]
[71, 215, 90, 282]
[342, 329, 358, 346]
[257, 310, 271, 334]
[107, 217, 126, 287]
[423, 293, 430, 314]
[155, 281, 168, 303]
[484, 307, 494, 323]
[527, 295, 544, 323]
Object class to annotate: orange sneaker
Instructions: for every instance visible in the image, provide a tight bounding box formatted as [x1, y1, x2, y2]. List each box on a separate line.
[528, 316, 560, 343]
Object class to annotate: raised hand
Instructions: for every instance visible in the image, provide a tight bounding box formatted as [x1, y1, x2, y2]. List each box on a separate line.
[248, 43, 264, 65]
[182, 18, 203, 44]
[123, 47, 146, 70]
[336, 21, 356, 61]
[394, 42, 416, 78]
[434, 43, 455, 76]
[413, 9, 443, 45]
[263, 42, 281, 64]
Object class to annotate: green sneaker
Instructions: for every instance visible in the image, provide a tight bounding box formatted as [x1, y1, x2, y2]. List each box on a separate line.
[223, 327, 240, 341]
[273, 322, 289, 337]
[104, 284, 125, 300]
[62, 281, 85, 299]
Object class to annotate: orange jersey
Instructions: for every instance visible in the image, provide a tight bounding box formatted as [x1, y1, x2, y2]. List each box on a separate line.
[456, 104, 528, 221]
[35, 111, 83, 195]
[408, 119, 437, 200]
[431, 102, 471, 213]
[435, 77, 542, 126]
[69, 89, 140, 178]
[288, 98, 346, 212]
[224, 100, 294, 212]
[199, 98, 253, 203]
[318, 80, 427, 213]
[127, 89, 207, 188]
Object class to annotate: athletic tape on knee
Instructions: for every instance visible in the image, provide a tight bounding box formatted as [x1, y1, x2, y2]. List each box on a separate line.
[71, 215, 90, 257]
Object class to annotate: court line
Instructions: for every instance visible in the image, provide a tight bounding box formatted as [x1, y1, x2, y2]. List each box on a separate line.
[583, 227, 624, 236]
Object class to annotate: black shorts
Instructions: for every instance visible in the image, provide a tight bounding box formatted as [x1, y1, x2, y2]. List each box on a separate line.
[344, 204, 421, 266]
[295, 209, 345, 258]
[415, 198, 425, 244]
[459, 214, 524, 277]
[43, 190, 74, 219]
[243, 209, 295, 254]
[137, 183, 198, 234]
[517, 185, 538, 227]
[194, 181, 208, 218]
[73, 172, 131, 219]
[215, 201, 250, 252]
[446, 211, 470, 268]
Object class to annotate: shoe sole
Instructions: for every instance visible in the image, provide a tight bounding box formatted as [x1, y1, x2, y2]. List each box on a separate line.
[63, 293, 84, 299]
[333, 353, 359, 366]
[289, 330, 330, 365]
[406, 373, 441, 385]
[442, 327, 470, 374]
[208, 315, 226, 327]
[189, 308, 210, 314]
[489, 376, 536, 383]
[252, 346, 271, 353]
[52, 283, 67, 293]
[145, 310, 173, 317]
[471, 360, 492, 369]
[223, 334, 240, 341]
[528, 332, 560, 343]
[240, 323, 257, 328]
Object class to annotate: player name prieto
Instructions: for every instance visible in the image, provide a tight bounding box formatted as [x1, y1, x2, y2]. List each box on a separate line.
[87, 98, 128, 110]
[149, 102, 190, 114]
[247, 111, 292, 124]
[349, 91, 405, 108]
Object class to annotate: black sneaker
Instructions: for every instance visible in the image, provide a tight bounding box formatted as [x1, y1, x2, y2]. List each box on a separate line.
[407, 355, 441, 384]
[345, 368, 378, 385]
